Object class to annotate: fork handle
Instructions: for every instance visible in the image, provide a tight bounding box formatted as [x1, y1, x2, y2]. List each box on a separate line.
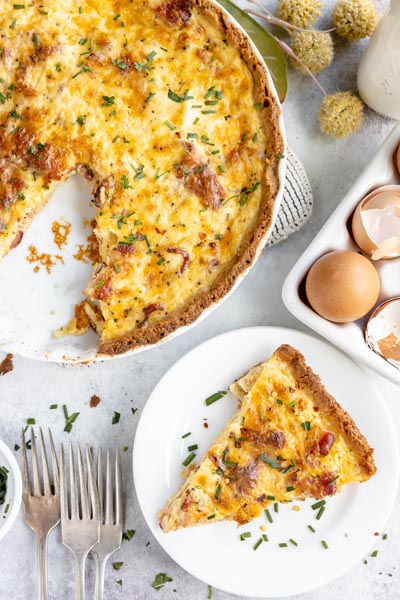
[37, 533, 49, 600]
[93, 553, 108, 600]
[74, 553, 88, 600]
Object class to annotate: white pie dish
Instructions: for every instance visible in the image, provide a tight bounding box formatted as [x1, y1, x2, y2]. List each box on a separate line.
[0, 439, 22, 542]
[0, 1, 286, 364]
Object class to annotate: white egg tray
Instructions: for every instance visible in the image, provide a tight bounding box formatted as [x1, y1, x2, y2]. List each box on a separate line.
[283, 122, 400, 385]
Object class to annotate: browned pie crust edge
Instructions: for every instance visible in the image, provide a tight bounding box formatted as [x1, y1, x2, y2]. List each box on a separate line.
[99, 0, 284, 355]
[274, 344, 377, 477]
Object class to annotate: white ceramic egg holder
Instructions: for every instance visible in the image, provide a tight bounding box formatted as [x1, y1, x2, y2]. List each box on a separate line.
[283, 123, 400, 385]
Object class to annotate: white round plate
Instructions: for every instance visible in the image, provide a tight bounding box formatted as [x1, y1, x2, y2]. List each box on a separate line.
[0, 439, 22, 541]
[133, 326, 399, 598]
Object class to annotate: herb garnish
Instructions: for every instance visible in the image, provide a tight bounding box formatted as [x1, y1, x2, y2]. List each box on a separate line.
[112, 411, 121, 425]
[122, 529, 135, 541]
[151, 573, 173, 591]
[205, 390, 227, 406]
[0, 466, 8, 506]
[181, 432, 191, 439]
[215, 484, 222, 500]
[101, 95, 115, 107]
[301, 421, 311, 431]
[112, 58, 126, 70]
[168, 88, 193, 103]
[240, 532, 251, 540]
[222, 447, 237, 467]
[327, 475, 339, 486]
[120, 174, 131, 189]
[63, 405, 80, 433]
[321, 540, 329, 550]
[182, 452, 196, 467]
[253, 538, 263, 551]
[33, 32, 40, 47]
[113, 562, 124, 571]
[265, 508, 273, 523]
[76, 115, 86, 127]
[72, 65, 92, 78]
[260, 455, 281, 469]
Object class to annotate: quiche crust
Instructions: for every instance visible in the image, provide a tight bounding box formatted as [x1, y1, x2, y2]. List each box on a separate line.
[159, 344, 376, 532]
[0, 0, 284, 354]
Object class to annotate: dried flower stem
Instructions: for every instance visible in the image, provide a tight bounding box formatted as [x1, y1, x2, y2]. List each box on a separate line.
[276, 39, 328, 95]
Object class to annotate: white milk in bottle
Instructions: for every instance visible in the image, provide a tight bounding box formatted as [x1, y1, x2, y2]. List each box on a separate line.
[357, 0, 400, 119]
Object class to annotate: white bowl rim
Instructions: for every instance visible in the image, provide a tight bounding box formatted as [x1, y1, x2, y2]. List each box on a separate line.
[0, 439, 22, 542]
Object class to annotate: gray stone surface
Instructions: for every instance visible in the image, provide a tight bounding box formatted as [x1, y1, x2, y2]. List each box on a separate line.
[0, 1, 399, 599]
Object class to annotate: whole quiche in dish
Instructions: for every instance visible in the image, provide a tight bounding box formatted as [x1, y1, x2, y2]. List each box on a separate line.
[0, 0, 285, 355]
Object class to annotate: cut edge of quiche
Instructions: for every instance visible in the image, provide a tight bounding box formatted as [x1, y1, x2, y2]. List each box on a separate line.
[158, 344, 376, 533]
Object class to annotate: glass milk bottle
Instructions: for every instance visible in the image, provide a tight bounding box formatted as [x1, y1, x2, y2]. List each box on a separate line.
[357, 0, 400, 119]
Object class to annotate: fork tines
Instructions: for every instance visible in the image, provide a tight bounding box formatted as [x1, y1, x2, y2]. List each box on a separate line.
[22, 427, 59, 498]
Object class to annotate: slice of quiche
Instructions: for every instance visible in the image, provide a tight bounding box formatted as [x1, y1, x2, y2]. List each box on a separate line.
[159, 344, 376, 532]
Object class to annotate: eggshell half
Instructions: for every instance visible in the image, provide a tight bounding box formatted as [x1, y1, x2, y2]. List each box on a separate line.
[366, 297, 400, 369]
[352, 185, 400, 260]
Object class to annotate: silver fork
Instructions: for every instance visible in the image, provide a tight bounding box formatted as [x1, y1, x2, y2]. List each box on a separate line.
[91, 449, 123, 600]
[60, 443, 100, 600]
[21, 427, 60, 600]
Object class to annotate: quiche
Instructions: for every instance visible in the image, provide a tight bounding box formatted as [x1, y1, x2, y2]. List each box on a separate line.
[159, 344, 376, 532]
[0, 0, 284, 355]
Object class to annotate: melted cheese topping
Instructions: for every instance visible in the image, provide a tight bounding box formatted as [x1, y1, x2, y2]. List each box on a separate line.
[160, 348, 373, 531]
[0, 0, 275, 344]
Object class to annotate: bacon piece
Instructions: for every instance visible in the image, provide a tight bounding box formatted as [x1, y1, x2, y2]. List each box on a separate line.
[293, 472, 338, 498]
[181, 490, 192, 511]
[92, 174, 114, 207]
[0, 353, 13, 376]
[30, 45, 60, 64]
[167, 247, 190, 274]
[138, 303, 165, 328]
[156, 0, 192, 26]
[174, 144, 224, 210]
[26, 144, 67, 181]
[318, 431, 336, 456]
[77, 164, 94, 180]
[92, 276, 113, 301]
[241, 427, 286, 450]
[12, 128, 35, 154]
[116, 243, 136, 255]
[231, 459, 258, 496]
[10, 231, 23, 249]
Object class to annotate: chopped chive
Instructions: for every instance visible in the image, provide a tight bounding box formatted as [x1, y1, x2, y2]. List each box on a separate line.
[205, 390, 227, 406]
[301, 421, 311, 431]
[266, 495, 275, 501]
[207, 514, 215, 520]
[50, 404, 58, 410]
[33, 32, 40, 47]
[265, 508, 273, 523]
[382, 533, 388, 540]
[240, 531, 251, 540]
[27, 418, 35, 425]
[201, 110, 217, 114]
[311, 500, 326, 510]
[316, 506, 325, 520]
[281, 460, 296, 474]
[194, 164, 207, 175]
[286, 486, 295, 492]
[253, 538, 263, 551]
[181, 432, 191, 439]
[13, 4, 25, 8]
[279, 543, 288, 548]
[113, 562, 124, 570]
[321, 540, 329, 550]
[10, 18, 17, 29]
[187, 132, 198, 138]
[274, 502, 279, 513]
[188, 444, 198, 452]
[112, 262, 120, 273]
[290, 538, 298, 546]
[286, 401, 296, 408]
[182, 452, 196, 467]
[260, 455, 281, 469]
[14, 444, 20, 451]
[164, 120, 176, 130]
[327, 475, 339, 486]
[308, 524, 316, 533]
[262, 534, 269, 542]
[215, 484, 221, 500]
[254, 103, 262, 110]
[144, 92, 155, 103]
[122, 529, 135, 541]
[371, 550, 378, 557]
[276, 399, 283, 405]
[112, 411, 121, 425]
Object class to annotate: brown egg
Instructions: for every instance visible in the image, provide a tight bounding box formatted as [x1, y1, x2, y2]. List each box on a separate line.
[305, 250, 380, 323]
[397, 143, 400, 177]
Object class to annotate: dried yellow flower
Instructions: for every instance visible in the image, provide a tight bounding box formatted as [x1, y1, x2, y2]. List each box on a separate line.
[291, 31, 334, 75]
[319, 92, 364, 138]
[333, 0, 378, 41]
[276, 0, 323, 29]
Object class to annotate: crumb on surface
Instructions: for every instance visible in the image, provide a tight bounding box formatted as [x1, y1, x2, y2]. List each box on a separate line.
[90, 394, 101, 408]
[51, 220, 71, 249]
[0, 353, 13, 376]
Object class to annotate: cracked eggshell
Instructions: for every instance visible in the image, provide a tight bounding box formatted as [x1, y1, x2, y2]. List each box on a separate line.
[352, 185, 400, 260]
[366, 297, 400, 369]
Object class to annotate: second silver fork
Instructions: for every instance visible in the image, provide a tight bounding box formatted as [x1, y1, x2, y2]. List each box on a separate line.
[91, 449, 123, 600]
[59, 444, 100, 600]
